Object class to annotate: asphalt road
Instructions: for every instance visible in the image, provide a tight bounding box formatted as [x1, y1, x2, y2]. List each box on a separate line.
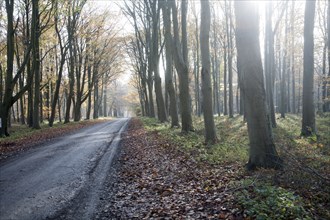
[0, 118, 129, 220]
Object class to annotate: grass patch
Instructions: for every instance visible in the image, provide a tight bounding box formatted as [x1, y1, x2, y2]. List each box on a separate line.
[141, 114, 329, 166]
[234, 179, 312, 220]
[141, 115, 249, 164]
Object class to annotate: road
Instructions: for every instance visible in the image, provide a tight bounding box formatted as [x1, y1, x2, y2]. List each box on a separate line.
[0, 118, 129, 220]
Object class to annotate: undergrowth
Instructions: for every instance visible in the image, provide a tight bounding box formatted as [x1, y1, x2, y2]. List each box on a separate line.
[234, 179, 312, 220]
[141, 113, 330, 219]
[142, 115, 249, 164]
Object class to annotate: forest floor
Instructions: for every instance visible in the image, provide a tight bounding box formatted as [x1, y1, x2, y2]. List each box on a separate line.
[0, 118, 112, 161]
[97, 115, 330, 220]
[1, 115, 329, 219]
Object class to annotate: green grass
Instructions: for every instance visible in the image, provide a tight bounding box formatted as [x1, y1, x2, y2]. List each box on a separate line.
[141, 115, 249, 164]
[275, 114, 330, 166]
[142, 113, 329, 165]
[234, 178, 312, 220]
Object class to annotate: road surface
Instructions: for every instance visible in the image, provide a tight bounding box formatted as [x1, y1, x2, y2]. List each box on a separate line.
[0, 118, 129, 220]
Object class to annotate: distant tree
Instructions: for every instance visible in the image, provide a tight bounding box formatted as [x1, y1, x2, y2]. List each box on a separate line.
[192, 4, 201, 117]
[225, 0, 234, 118]
[301, 0, 316, 136]
[234, 1, 282, 170]
[200, 0, 217, 143]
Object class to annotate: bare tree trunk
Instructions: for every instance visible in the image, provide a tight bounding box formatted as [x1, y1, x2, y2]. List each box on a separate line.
[31, 0, 41, 129]
[49, 10, 68, 126]
[161, 0, 179, 127]
[301, 0, 316, 136]
[2, 0, 31, 136]
[291, 1, 296, 114]
[280, 8, 289, 118]
[65, 47, 74, 122]
[103, 85, 107, 117]
[170, 0, 193, 132]
[93, 77, 99, 119]
[327, 0, 330, 112]
[212, 13, 220, 116]
[225, 0, 234, 118]
[235, 1, 282, 170]
[151, 0, 167, 122]
[200, 0, 217, 143]
[223, 43, 228, 116]
[298, 68, 302, 113]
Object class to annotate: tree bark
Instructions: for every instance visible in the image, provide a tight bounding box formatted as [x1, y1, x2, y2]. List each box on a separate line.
[291, 1, 296, 114]
[1, 0, 31, 136]
[225, 0, 234, 118]
[49, 8, 68, 127]
[170, 0, 193, 133]
[151, 0, 167, 122]
[200, 0, 217, 144]
[161, 0, 179, 127]
[265, 2, 277, 127]
[235, 1, 282, 170]
[301, 0, 316, 136]
[223, 42, 228, 115]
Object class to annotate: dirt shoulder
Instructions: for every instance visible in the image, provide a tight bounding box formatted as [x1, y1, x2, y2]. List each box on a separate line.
[95, 118, 244, 219]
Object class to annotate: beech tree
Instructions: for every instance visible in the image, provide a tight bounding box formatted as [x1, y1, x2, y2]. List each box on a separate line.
[1, 0, 32, 136]
[301, 0, 316, 136]
[161, 0, 179, 127]
[200, 0, 217, 143]
[31, 0, 41, 129]
[170, 0, 193, 133]
[234, 1, 282, 170]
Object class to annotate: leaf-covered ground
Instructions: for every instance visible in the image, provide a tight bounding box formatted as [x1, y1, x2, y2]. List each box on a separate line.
[0, 119, 111, 161]
[96, 118, 245, 219]
[1, 115, 329, 219]
[97, 115, 329, 219]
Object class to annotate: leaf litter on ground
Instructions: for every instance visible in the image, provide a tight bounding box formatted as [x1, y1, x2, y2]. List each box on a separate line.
[96, 118, 246, 219]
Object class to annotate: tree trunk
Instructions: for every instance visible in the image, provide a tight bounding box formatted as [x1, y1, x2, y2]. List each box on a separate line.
[235, 1, 282, 170]
[291, 1, 296, 114]
[280, 8, 289, 118]
[200, 0, 217, 144]
[93, 77, 99, 119]
[326, 0, 330, 111]
[161, 0, 179, 127]
[223, 43, 228, 115]
[225, 0, 234, 118]
[0, 0, 14, 136]
[301, 0, 316, 136]
[31, 0, 41, 129]
[103, 85, 107, 117]
[265, 2, 277, 127]
[327, 0, 330, 112]
[151, 1, 167, 122]
[193, 9, 201, 117]
[170, 0, 193, 132]
[49, 16, 67, 127]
